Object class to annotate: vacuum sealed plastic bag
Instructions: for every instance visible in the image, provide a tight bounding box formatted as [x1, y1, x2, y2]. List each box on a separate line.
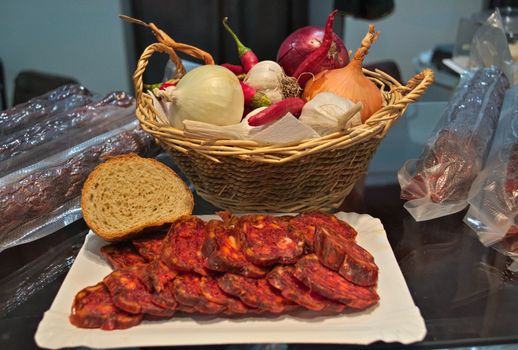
[0, 84, 96, 137]
[468, 9, 515, 84]
[399, 67, 509, 221]
[464, 85, 518, 269]
[0, 120, 158, 252]
[0, 91, 135, 174]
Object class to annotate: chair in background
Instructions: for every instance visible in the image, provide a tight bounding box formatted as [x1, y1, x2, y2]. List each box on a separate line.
[13, 70, 78, 106]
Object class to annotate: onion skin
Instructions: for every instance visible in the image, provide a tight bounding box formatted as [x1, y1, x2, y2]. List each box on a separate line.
[160, 65, 244, 128]
[277, 27, 349, 77]
[303, 25, 382, 122]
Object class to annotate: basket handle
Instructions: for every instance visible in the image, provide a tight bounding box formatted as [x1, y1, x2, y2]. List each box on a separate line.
[120, 15, 215, 66]
[401, 68, 435, 99]
[133, 43, 182, 103]
[367, 68, 435, 137]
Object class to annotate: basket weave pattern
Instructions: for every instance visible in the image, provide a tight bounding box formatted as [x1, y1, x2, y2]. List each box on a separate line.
[134, 43, 434, 212]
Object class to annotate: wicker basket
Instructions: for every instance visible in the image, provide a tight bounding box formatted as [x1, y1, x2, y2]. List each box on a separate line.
[133, 42, 434, 213]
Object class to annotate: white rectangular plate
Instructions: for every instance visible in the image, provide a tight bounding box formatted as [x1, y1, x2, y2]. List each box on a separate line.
[35, 212, 426, 349]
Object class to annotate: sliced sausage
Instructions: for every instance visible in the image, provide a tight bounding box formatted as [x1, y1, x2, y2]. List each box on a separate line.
[161, 215, 210, 276]
[293, 254, 379, 310]
[267, 265, 346, 312]
[172, 273, 227, 314]
[147, 259, 178, 310]
[70, 282, 143, 330]
[132, 232, 166, 261]
[338, 241, 378, 287]
[205, 218, 268, 278]
[217, 273, 297, 313]
[199, 275, 251, 314]
[313, 222, 378, 287]
[103, 265, 174, 318]
[289, 212, 357, 251]
[239, 214, 304, 266]
[100, 243, 147, 270]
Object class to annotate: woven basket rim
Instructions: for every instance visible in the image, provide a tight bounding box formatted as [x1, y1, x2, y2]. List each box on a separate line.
[133, 42, 435, 164]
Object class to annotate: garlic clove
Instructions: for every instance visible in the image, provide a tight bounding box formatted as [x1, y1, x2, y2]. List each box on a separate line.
[299, 92, 362, 136]
[262, 88, 284, 104]
[336, 102, 362, 130]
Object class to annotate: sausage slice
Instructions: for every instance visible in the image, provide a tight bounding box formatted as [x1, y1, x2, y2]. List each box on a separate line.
[293, 254, 379, 310]
[267, 265, 346, 312]
[70, 282, 143, 330]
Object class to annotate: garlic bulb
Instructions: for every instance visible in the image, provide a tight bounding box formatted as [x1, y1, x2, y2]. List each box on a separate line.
[299, 92, 362, 136]
[244, 60, 301, 101]
[245, 60, 285, 103]
[154, 65, 244, 129]
[244, 60, 284, 90]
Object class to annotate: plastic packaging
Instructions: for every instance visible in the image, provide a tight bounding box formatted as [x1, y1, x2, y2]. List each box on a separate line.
[0, 228, 87, 317]
[0, 91, 135, 175]
[468, 9, 515, 84]
[398, 67, 508, 221]
[0, 120, 158, 253]
[0, 84, 96, 137]
[464, 85, 518, 269]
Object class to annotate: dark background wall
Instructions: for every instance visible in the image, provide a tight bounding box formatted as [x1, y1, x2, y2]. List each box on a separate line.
[129, 0, 309, 84]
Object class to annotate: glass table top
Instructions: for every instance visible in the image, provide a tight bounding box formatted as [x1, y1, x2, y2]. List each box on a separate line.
[1, 101, 517, 349]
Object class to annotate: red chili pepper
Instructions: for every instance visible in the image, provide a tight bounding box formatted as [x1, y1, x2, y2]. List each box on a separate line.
[221, 63, 245, 75]
[248, 97, 305, 126]
[223, 17, 259, 73]
[240, 82, 271, 108]
[293, 10, 339, 88]
[159, 82, 177, 90]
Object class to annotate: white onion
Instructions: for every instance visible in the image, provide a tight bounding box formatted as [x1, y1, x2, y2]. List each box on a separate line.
[156, 65, 244, 129]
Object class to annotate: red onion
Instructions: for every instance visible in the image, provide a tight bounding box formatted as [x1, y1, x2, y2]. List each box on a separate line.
[276, 26, 349, 77]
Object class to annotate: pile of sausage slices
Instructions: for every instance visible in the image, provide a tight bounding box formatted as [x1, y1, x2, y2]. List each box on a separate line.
[70, 212, 379, 330]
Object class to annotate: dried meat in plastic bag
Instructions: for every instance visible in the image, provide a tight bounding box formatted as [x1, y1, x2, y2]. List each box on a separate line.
[0, 91, 135, 174]
[0, 120, 159, 252]
[398, 67, 509, 221]
[464, 84, 518, 269]
[0, 84, 97, 137]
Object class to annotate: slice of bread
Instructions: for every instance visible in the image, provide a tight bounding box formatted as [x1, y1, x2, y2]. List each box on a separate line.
[81, 154, 193, 241]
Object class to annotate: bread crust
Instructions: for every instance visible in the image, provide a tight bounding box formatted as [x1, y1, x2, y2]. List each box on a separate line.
[81, 154, 194, 242]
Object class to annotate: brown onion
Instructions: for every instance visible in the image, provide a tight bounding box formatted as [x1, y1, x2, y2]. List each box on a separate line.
[303, 25, 383, 122]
